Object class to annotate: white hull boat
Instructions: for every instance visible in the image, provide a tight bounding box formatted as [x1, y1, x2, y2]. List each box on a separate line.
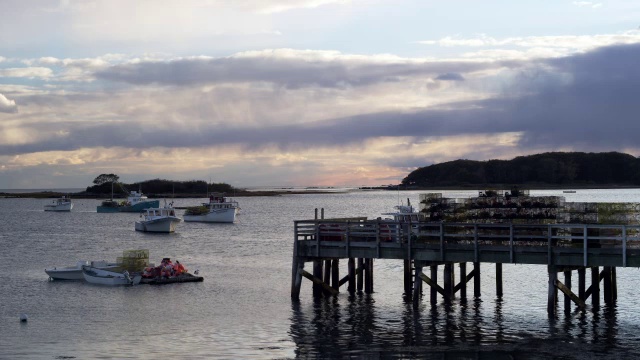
[44, 196, 73, 212]
[45, 260, 119, 280]
[135, 205, 182, 233]
[183, 194, 239, 223]
[382, 198, 421, 222]
[82, 267, 139, 286]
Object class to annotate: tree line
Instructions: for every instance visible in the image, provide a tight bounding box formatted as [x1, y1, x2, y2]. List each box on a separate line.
[401, 152, 640, 188]
[84, 174, 237, 196]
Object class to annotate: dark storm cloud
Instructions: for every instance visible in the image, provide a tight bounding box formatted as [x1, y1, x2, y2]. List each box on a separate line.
[95, 55, 494, 88]
[3, 43, 640, 157]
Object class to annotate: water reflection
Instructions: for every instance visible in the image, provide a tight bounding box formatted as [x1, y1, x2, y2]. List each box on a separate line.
[289, 293, 636, 359]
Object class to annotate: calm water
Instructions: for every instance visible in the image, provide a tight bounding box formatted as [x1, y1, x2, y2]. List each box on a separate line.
[2, 189, 640, 359]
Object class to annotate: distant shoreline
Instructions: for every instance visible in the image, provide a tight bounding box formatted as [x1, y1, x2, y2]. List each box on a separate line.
[0, 189, 344, 199]
[3, 184, 640, 199]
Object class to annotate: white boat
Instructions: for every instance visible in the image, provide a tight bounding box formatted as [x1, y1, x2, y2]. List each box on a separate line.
[45, 260, 119, 280]
[82, 267, 138, 286]
[382, 198, 421, 222]
[134, 203, 182, 233]
[183, 194, 239, 223]
[44, 195, 73, 212]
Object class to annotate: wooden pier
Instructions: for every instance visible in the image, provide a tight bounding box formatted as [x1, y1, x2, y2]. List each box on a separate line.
[290, 213, 640, 316]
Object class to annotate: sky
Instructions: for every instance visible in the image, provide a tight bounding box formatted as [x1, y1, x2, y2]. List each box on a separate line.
[1, 0, 640, 189]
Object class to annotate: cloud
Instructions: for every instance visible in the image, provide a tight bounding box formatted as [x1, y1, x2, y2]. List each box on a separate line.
[417, 30, 640, 53]
[3, 43, 640, 187]
[0, 67, 53, 79]
[435, 73, 464, 81]
[572, 1, 602, 9]
[95, 49, 496, 88]
[0, 93, 18, 113]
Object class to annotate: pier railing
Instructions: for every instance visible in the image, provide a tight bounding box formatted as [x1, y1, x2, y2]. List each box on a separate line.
[294, 220, 640, 267]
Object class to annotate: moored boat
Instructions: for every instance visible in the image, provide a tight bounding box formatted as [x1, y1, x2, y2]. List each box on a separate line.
[183, 193, 239, 223]
[97, 189, 160, 213]
[45, 260, 120, 280]
[382, 198, 421, 222]
[135, 204, 182, 233]
[44, 195, 73, 212]
[82, 267, 139, 286]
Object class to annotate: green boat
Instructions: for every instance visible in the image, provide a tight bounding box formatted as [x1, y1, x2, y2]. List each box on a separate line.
[97, 185, 159, 213]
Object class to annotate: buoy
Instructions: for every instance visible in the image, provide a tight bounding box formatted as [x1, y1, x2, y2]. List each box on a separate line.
[20, 313, 28, 322]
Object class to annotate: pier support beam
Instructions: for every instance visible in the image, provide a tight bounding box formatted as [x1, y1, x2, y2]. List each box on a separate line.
[357, 258, 364, 292]
[603, 266, 612, 304]
[473, 262, 481, 298]
[459, 263, 467, 300]
[364, 259, 374, 294]
[331, 259, 339, 291]
[347, 258, 355, 293]
[612, 267, 617, 301]
[444, 263, 453, 302]
[413, 264, 423, 307]
[430, 265, 438, 305]
[313, 260, 323, 297]
[323, 259, 331, 287]
[404, 260, 413, 296]
[291, 259, 304, 300]
[591, 266, 600, 308]
[578, 268, 586, 301]
[496, 263, 503, 298]
[548, 265, 557, 316]
[564, 270, 572, 314]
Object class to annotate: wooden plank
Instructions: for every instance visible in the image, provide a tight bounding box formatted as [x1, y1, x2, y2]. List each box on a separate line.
[419, 272, 447, 298]
[339, 265, 362, 287]
[555, 279, 585, 309]
[300, 269, 339, 296]
[453, 268, 475, 294]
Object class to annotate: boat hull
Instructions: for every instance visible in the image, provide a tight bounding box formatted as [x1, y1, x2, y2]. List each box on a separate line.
[135, 217, 181, 233]
[183, 208, 237, 223]
[82, 267, 131, 285]
[44, 203, 73, 212]
[46, 261, 120, 280]
[97, 200, 160, 213]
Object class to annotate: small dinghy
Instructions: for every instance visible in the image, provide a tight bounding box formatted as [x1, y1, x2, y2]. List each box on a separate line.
[82, 267, 141, 286]
[46, 260, 120, 280]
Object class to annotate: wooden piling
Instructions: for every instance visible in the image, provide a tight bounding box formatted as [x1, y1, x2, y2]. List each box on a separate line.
[430, 265, 438, 305]
[364, 259, 373, 294]
[357, 258, 364, 292]
[603, 266, 612, 304]
[578, 268, 586, 301]
[548, 265, 557, 316]
[368, 258, 374, 293]
[323, 259, 331, 286]
[496, 263, 503, 298]
[331, 259, 339, 291]
[564, 270, 572, 313]
[612, 267, 617, 301]
[313, 260, 323, 297]
[404, 259, 412, 296]
[348, 258, 355, 293]
[413, 264, 423, 307]
[291, 260, 304, 300]
[444, 263, 452, 302]
[473, 262, 481, 298]
[459, 263, 467, 300]
[591, 266, 600, 308]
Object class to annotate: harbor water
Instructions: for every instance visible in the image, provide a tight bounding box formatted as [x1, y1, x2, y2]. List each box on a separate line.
[2, 189, 640, 359]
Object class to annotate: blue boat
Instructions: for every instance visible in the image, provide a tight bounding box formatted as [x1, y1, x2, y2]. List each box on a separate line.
[97, 190, 159, 213]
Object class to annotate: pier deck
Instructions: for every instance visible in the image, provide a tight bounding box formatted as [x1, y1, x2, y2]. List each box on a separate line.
[291, 218, 640, 315]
